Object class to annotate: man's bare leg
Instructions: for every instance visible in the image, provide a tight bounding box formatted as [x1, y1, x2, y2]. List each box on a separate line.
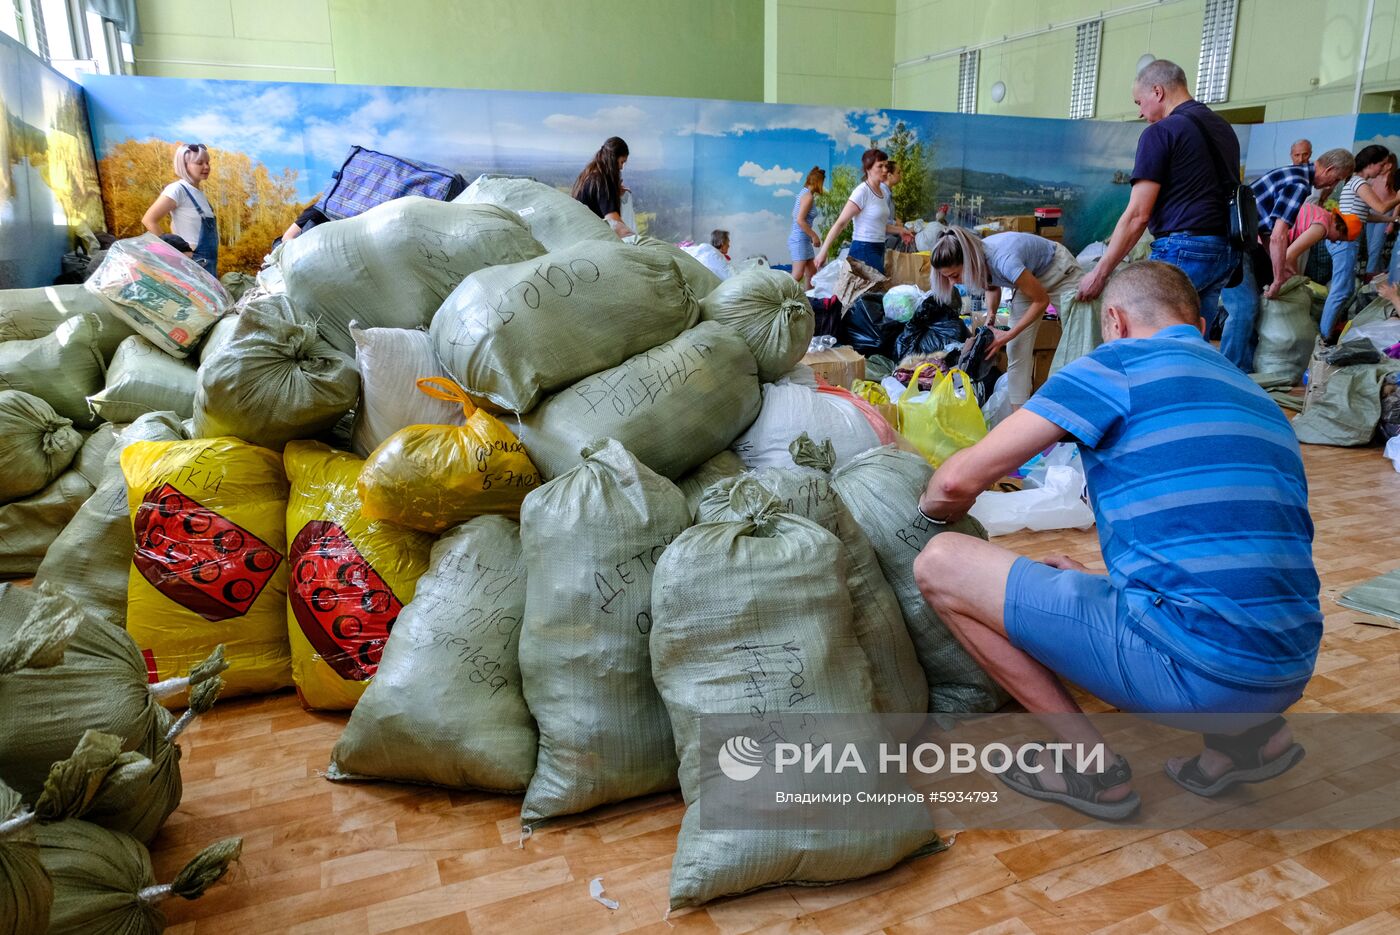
[912, 531, 1132, 800]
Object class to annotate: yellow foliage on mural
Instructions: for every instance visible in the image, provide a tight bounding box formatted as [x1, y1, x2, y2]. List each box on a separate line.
[98, 138, 303, 276]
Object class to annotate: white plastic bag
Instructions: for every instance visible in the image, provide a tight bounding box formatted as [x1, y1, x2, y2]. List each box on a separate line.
[681, 243, 732, 280]
[883, 285, 922, 324]
[732, 379, 880, 469]
[1386, 435, 1400, 474]
[807, 260, 841, 300]
[981, 374, 1011, 429]
[1342, 318, 1400, 352]
[968, 464, 1095, 536]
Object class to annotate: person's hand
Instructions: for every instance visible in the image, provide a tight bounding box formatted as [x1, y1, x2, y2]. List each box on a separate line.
[814, 250, 828, 270]
[1041, 554, 1089, 572]
[810, 232, 821, 248]
[900, 229, 915, 245]
[1377, 278, 1400, 305]
[985, 330, 1012, 355]
[1076, 268, 1107, 302]
[1263, 279, 1282, 300]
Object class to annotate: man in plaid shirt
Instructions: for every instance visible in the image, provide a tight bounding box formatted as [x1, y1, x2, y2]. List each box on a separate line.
[1219, 148, 1354, 371]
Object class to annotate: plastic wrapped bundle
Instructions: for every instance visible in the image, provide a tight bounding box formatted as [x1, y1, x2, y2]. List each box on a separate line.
[699, 267, 815, 382]
[280, 197, 545, 353]
[0, 313, 106, 427]
[284, 441, 434, 711]
[35, 413, 190, 631]
[85, 233, 231, 358]
[193, 295, 360, 450]
[650, 487, 942, 909]
[453, 175, 615, 250]
[517, 321, 762, 480]
[329, 516, 536, 792]
[431, 239, 700, 413]
[0, 390, 81, 503]
[518, 440, 688, 823]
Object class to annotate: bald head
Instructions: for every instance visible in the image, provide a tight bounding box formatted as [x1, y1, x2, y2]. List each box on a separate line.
[1290, 139, 1312, 165]
[1101, 261, 1201, 336]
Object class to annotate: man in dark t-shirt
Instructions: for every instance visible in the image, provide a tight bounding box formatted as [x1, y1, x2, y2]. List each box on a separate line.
[1078, 60, 1239, 333]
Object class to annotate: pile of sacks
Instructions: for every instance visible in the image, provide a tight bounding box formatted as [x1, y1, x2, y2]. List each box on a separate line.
[0, 583, 241, 933]
[0, 175, 1008, 911]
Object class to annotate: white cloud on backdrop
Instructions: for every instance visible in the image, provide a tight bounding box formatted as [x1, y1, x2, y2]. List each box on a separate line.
[698, 208, 792, 263]
[738, 161, 802, 186]
[773, 188, 794, 197]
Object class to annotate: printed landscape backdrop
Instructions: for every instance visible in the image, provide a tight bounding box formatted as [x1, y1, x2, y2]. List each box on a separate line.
[80, 74, 1168, 275]
[0, 33, 105, 288]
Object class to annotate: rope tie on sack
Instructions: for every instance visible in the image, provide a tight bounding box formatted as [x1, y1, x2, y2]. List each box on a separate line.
[138, 837, 243, 906]
[0, 582, 80, 675]
[789, 433, 836, 473]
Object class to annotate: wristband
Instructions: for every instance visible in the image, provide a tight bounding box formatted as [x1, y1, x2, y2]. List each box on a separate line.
[917, 503, 949, 525]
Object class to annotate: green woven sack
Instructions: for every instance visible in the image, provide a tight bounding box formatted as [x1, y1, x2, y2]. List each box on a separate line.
[1049, 289, 1103, 375]
[40, 821, 240, 935]
[1253, 275, 1315, 382]
[280, 197, 545, 354]
[675, 449, 746, 520]
[698, 467, 928, 715]
[0, 426, 117, 576]
[0, 313, 105, 427]
[431, 239, 700, 413]
[35, 413, 190, 630]
[0, 777, 50, 935]
[517, 321, 762, 480]
[825, 443, 1008, 713]
[87, 336, 197, 424]
[518, 440, 688, 824]
[650, 489, 941, 910]
[193, 295, 360, 450]
[0, 583, 227, 843]
[329, 516, 536, 793]
[454, 176, 615, 251]
[623, 234, 722, 300]
[0, 283, 135, 360]
[1293, 358, 1400, 446]
[699, 267, 816, 383]
[0, 390, 81, 502]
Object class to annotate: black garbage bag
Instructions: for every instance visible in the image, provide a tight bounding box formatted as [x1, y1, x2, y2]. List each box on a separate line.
[838, 295, 902, 358]
[956, 326, 1002, 405]
[895, 295, 970, 359]
[810, 296, 842, 337]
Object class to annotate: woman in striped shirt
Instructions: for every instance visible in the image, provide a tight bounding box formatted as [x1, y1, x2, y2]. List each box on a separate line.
[1324, 145, 1400, 339]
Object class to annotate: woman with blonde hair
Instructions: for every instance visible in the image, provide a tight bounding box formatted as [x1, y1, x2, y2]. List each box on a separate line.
[142, 142, 218, 270]
[788, 166, 825, 286]
[815, 148, 912, 275]
[929, 227, 1083, 409]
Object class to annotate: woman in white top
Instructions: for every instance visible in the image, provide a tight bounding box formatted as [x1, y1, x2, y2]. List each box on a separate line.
[814, 148, 912, 275]
[929, 227, 1084, 409]
[142, 142, 218, 271]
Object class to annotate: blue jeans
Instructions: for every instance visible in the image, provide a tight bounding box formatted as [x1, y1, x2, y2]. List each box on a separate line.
[848, 239, 885, 274]
[1322, 238, 1360, 340]
[1219, 252, 1262, 373]
[1149, 234, 1235, 334]
[1366, 221, 1389, 274]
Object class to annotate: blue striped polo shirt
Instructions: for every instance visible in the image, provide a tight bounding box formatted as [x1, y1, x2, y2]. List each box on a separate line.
[1025, 324, 1321, 690]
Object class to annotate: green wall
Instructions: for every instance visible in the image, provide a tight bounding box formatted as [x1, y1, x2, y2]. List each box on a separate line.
[765, 0, 894, 108]
[894, 0, 1400, 121]
[134, 0, 766, 100]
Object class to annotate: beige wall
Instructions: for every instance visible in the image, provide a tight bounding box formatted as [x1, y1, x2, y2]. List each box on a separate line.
[766, 0, 895, 108]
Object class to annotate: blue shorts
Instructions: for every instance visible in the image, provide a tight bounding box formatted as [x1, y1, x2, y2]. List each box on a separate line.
[1003, 557, 1306, 715]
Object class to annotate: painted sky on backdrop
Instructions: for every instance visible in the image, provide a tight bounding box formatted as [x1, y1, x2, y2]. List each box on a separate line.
[81, 74, 1159, 261]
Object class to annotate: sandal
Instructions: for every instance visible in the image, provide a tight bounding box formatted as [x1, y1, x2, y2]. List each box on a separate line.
[997, 745, 1141, 821]
[1165, 716, 1306, 798]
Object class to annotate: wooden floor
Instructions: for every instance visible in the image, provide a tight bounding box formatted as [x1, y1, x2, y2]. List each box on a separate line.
[151, 441, 1400, 935]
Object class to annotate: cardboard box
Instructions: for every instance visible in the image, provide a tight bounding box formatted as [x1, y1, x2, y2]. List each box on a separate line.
[1034, 316, 1063, 351]
[989, 215, 1037, 233]
[802, 346, 865, 389]
[1040, 225, 1065, 241]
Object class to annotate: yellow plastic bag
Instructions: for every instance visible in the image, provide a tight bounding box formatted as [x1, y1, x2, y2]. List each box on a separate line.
[122, 438, 292, 702]
[851, 379, 890, 406]
[898, 364, 987, 467]
[284, 440, 434, 711]
[357, 378, 541, 533]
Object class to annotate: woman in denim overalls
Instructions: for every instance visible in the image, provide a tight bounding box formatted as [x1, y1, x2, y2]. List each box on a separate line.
[142, 142, 218, 272]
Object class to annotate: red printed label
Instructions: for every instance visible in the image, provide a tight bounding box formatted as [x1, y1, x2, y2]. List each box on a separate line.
[288, 520, 402, 682]
[132, 483, 283, 623]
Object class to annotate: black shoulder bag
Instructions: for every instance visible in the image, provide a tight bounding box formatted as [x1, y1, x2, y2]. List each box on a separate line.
[1180, 109, 1267, 288]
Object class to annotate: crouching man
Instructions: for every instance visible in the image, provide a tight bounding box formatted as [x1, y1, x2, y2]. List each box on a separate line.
[913, 261, 1320, 820]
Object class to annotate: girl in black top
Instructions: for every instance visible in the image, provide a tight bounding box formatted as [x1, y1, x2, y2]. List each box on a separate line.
[572, 137, 631, 236]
